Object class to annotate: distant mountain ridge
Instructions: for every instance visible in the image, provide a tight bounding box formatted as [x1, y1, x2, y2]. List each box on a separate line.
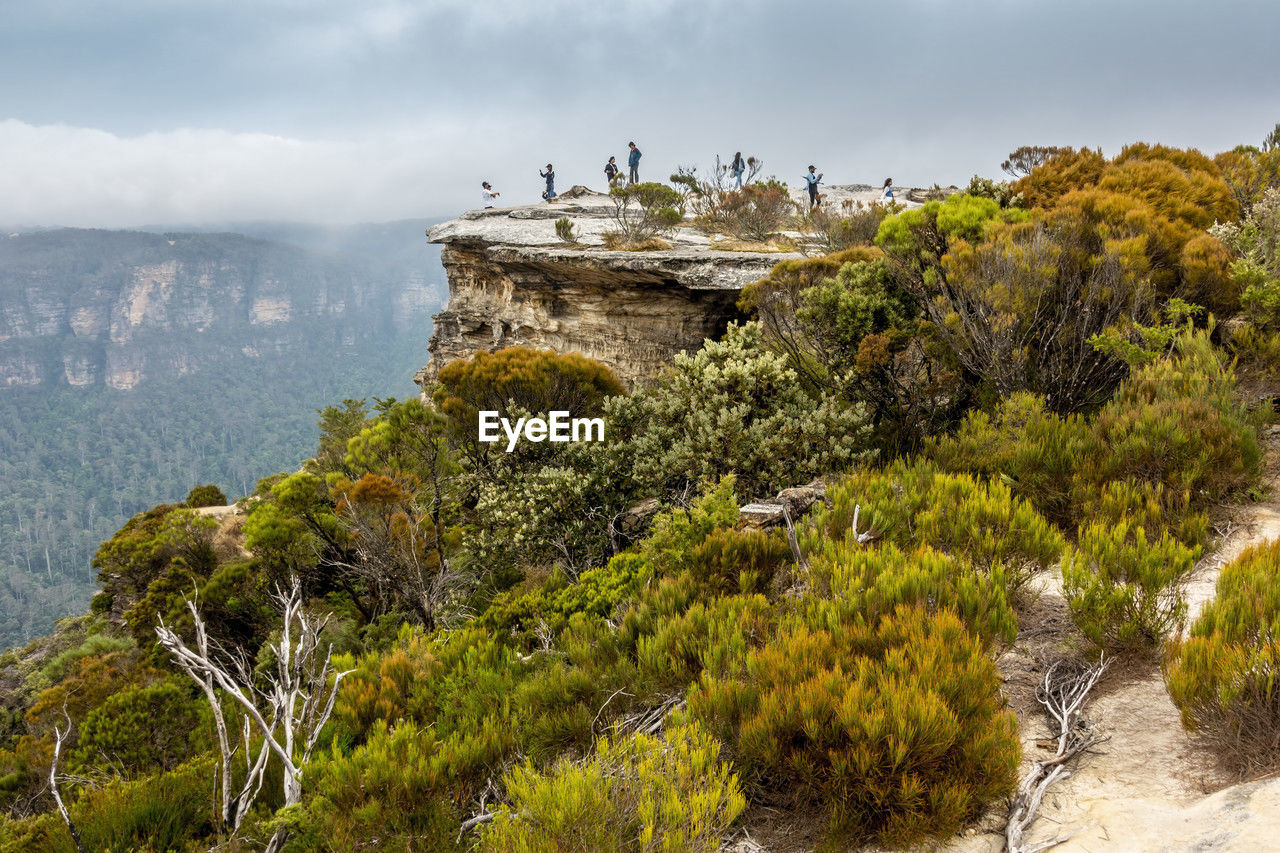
[0, 222, 443, 647]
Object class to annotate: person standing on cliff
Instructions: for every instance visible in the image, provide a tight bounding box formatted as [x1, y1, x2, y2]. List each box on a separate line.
[481, 181, 500, 208]
[805, 165, 823, 209]
[540, 164, 556, 201]
[628, 142, 642, 185]
[731, 152, 746, 189]
[604, 156, 620, 188]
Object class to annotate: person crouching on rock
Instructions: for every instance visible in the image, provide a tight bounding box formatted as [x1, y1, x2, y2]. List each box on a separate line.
[605, 156, 620, 188]
[540, 164, 557, 201]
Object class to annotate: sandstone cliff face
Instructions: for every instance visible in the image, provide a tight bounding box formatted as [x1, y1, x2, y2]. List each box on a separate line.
[417, 189, 800, 388]
[417, 185, 932, 388]
[0, 229, 426, 390]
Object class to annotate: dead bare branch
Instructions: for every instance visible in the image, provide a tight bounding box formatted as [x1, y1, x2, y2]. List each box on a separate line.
[1006, 656, 1109, 853]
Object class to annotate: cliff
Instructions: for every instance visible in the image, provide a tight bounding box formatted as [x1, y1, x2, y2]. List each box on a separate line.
[417, 185, 928, 388]
[0, 228, 437, 390]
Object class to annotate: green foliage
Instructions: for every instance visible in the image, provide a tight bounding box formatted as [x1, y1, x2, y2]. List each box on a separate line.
[71, 679, 207, 777]
[303, 722, 468, 851]
[802, 541, 1018, 646]
[607, 182, 684, 245]
[433, 347, 624, 457]
[807, 458, 1064, 597]
[927, 392, 1093, 527]
[689, 606, 1019, 847]
[479, 722, 745, 853]
[554, 216, 577, 243]
[965, 174, 1025, 208]
[613, 322, 869, 498]
[1063, 517, 1197, 654]
[1084, 330, 1263, 504]
[184, 483, 227, 508]
[1167, 538, 1280, 774]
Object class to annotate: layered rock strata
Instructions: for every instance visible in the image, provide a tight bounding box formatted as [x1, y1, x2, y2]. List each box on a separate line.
[417, 188, 794, 387]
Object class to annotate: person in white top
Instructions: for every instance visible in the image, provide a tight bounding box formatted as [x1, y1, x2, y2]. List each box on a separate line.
[880, 178, 894, 203]
[481, 181, 500, 208]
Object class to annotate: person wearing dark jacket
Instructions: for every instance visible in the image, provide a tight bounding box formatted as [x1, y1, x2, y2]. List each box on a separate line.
[540, 164, 556, 201]
[627, 142, 642, 184]
[604, 156, 620, 188]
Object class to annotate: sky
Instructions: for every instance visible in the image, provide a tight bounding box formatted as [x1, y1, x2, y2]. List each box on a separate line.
[2, 0, 1278, 228]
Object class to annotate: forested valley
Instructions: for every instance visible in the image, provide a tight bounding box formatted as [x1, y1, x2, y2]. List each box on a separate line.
[0, 222, 442, 647]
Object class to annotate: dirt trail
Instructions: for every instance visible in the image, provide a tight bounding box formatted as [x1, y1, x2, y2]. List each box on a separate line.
[947, 442, 1280, 853]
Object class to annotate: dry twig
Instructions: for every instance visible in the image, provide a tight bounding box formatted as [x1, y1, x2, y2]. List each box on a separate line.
[1005, 656, 1109, 853]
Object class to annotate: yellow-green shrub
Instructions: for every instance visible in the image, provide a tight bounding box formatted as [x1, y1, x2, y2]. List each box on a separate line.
[479, 721, 745, 853]
[1062, 517, 1197, 653]
[803, 542, 1018, 646]
[807, 458, 1064, 595]
[1167, 539, 1280, 773]
[304, 722, 479, 851]
[689, 606, 1018, 847]
[1083, 332, 1261, 502]
[926, 391, 1092, 527]
[684, 527, 792, 596]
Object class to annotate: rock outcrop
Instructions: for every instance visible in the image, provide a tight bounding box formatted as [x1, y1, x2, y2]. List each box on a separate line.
[418, 184, 931, 388]
[417, 188, 795, 387]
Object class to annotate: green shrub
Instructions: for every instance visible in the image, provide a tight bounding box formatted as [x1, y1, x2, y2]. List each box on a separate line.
[479, 722, 745, 853]
[802, 542, 1018, 646]
[806, 458, 1064, 596]
[612, 322, 869, 498]
[304, 722, 470, 851]
[607, 182, 683, 245]
[70, 758, 216, 852]
[1167, 538, 1280, 774]
[689, 606, 1018, 847]
[185, 483, 227, 508]
[684, 527, 792, 596]
[71, 679, 207, 777]
[1083, 330, 1262, 504]
[1062, 516, 1197, 654]
[554, 216, 576, 243]
[926, 392, 1092, 527]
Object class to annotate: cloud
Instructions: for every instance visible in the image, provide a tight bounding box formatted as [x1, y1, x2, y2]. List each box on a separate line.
[0, 119, 505, 226]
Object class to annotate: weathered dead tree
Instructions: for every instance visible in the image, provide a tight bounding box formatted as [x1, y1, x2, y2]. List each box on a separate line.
[49, 705, 85, 853]
[1006, 657, 1109, 853]
[156, 576, 351, 853]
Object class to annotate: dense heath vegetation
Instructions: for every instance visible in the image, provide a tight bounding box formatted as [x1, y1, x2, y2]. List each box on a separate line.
[3, 132, 1280, 851]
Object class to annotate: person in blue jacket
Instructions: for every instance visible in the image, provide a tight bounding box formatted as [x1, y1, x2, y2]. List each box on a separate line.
[540, 164, 556, 201]
[628, 142, 642, 184]
[805, 165, 823, 209]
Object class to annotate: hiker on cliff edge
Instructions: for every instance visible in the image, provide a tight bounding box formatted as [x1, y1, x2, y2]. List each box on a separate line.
[731, 152, 746, 189]
[628, 142, 642, 185]
[805, 165, 823, 209]
[540, 164, 556, 201]
[604, 156, 620, 188]
[481, 181, 500, 208]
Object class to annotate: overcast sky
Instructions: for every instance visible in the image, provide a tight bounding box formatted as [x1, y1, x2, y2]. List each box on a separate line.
[2, 0, 1278, 227]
